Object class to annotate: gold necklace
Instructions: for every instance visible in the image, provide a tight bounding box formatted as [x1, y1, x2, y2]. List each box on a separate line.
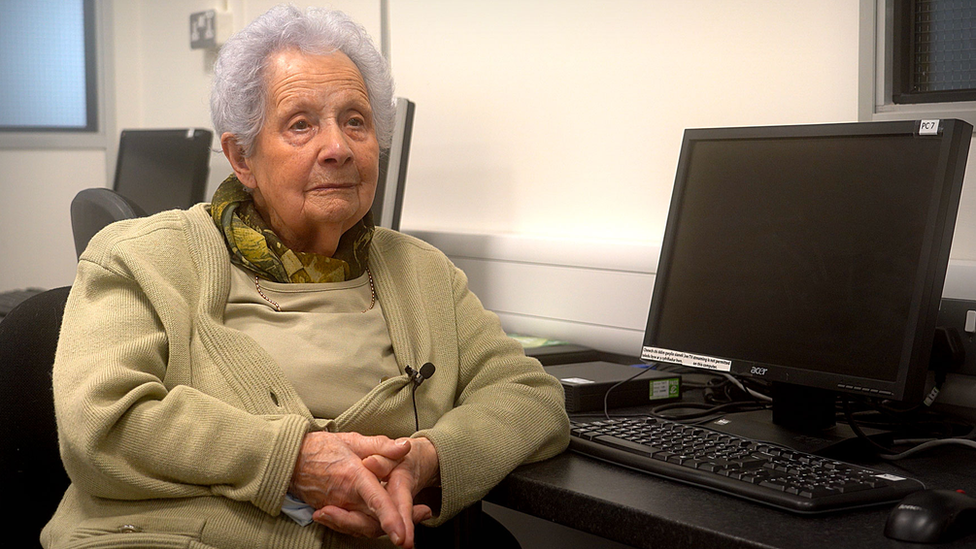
[362, 266, 376, 313]
[253, 267, 375, 313]
[254, 276, 281, 312]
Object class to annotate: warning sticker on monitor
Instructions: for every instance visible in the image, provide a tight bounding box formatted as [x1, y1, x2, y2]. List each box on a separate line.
[641, 347, 732, 372]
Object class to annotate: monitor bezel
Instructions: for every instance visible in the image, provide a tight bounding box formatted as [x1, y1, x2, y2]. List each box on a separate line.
[642, 119, 972, 405]
[372, 98, 415, 230]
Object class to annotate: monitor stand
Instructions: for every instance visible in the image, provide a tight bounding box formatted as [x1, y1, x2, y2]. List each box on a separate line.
[702, 383, 892, 459]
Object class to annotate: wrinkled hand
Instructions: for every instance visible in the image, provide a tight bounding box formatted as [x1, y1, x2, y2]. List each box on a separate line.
[310, 436, 440, 549]
[386, 436, 440, 537]
[290, 431, 413, 545]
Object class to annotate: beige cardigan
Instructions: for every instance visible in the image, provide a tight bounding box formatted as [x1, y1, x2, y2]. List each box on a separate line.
[42, 204, 569, 549]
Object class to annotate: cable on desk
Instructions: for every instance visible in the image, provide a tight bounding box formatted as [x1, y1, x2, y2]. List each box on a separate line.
[600, 366, 773, 422]
[717, 372, 772, 403]
[570, 399, 769, 427]
[847, 395, 974, 437]
[649, 399, 769, 421]
[601, 364, 659, 420]
[843, 398, 976, 460]
[879, 437, 976, 460]
[698, 372, 772, 406]
[596, 364, 773, 421]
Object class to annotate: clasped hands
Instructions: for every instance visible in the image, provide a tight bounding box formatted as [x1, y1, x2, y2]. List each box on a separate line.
[289, 431, 440, 548]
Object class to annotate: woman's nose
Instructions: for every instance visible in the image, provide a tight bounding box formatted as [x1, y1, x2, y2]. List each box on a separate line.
[317, 122, 353, 166]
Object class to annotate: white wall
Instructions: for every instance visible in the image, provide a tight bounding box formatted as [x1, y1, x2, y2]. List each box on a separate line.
[391, 0, 862, 241]
[0, 149, 107, 290]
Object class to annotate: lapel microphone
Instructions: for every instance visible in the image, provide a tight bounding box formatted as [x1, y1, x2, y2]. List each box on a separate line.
[406, 363, 435, 431]
[405, 362, 436, 386]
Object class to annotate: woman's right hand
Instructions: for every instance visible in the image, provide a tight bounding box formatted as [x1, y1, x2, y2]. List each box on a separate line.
[289, 431, 412, 545]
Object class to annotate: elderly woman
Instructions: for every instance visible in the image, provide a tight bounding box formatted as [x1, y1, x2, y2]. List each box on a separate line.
[41, 5, 568, 549]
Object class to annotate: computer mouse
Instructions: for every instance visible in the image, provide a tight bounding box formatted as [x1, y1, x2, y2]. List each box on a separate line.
[884, 489, 976, 544]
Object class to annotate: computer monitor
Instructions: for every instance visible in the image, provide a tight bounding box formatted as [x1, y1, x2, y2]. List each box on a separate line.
[113, 128, 213, 215]
[372, 98, 415, 230]
[642, 119, 972, 454]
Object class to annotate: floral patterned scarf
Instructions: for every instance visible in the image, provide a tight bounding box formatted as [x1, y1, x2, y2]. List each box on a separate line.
[209, 175, 373, 283]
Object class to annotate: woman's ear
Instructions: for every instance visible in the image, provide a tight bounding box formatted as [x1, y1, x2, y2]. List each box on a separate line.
[221, 132, 257, 189]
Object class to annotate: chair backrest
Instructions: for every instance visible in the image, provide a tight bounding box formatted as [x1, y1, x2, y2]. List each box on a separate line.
[70, 187, 146, 259]
[0, 286, 72, 547]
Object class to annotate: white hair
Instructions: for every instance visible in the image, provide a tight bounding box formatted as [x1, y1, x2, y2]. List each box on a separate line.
[210, 4, 395, 155]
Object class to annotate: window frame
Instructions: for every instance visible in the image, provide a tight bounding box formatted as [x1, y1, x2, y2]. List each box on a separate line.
[891, 0, 976, 105]
[858, 0, 976, 126]
[0, 0, 113, 149]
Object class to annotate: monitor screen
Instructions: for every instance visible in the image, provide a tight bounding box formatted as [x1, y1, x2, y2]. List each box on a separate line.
[642, 119, 971, 442]
[372, 98, 415, 230]
[113, 128, 212, 215]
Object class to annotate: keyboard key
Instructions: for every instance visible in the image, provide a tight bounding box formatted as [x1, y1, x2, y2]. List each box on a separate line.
[594, 435, 656, 457]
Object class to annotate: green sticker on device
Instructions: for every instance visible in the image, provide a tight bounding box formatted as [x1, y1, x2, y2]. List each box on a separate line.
[649, 377, 680, 400]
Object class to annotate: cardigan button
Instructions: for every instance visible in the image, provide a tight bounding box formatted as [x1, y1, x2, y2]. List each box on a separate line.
[117, 524, 142, 533]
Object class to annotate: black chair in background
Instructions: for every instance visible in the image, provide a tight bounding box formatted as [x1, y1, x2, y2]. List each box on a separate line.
[70, 187, 146, 259]
[69, 128, 213, 259]
[0, 286, 72, 547]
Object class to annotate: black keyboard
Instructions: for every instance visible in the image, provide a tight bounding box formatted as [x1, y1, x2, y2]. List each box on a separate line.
[570, 416, 924, 514]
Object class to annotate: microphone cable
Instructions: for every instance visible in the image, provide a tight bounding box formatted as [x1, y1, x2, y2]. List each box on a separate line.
[405, 363, 435, 431]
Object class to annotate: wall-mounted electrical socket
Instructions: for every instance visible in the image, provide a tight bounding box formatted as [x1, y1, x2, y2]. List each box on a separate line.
[190, 10, 232, 50]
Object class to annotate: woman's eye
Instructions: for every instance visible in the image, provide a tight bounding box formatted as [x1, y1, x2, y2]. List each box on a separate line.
[347, 117, 364, 128]
[291, 120, 310, 131]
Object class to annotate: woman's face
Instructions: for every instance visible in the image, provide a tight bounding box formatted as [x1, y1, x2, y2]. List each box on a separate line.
[229, 49, 379, 256]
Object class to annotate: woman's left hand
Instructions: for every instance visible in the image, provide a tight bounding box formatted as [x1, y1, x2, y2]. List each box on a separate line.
[385, 437, 439, 524]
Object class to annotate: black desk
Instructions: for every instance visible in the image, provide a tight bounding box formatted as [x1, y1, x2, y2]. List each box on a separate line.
[487, 426, 976, 549]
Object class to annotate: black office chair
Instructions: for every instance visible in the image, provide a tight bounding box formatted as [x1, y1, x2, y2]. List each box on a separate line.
[70, 187, 146, 259]
[0, 286, 72, 547]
